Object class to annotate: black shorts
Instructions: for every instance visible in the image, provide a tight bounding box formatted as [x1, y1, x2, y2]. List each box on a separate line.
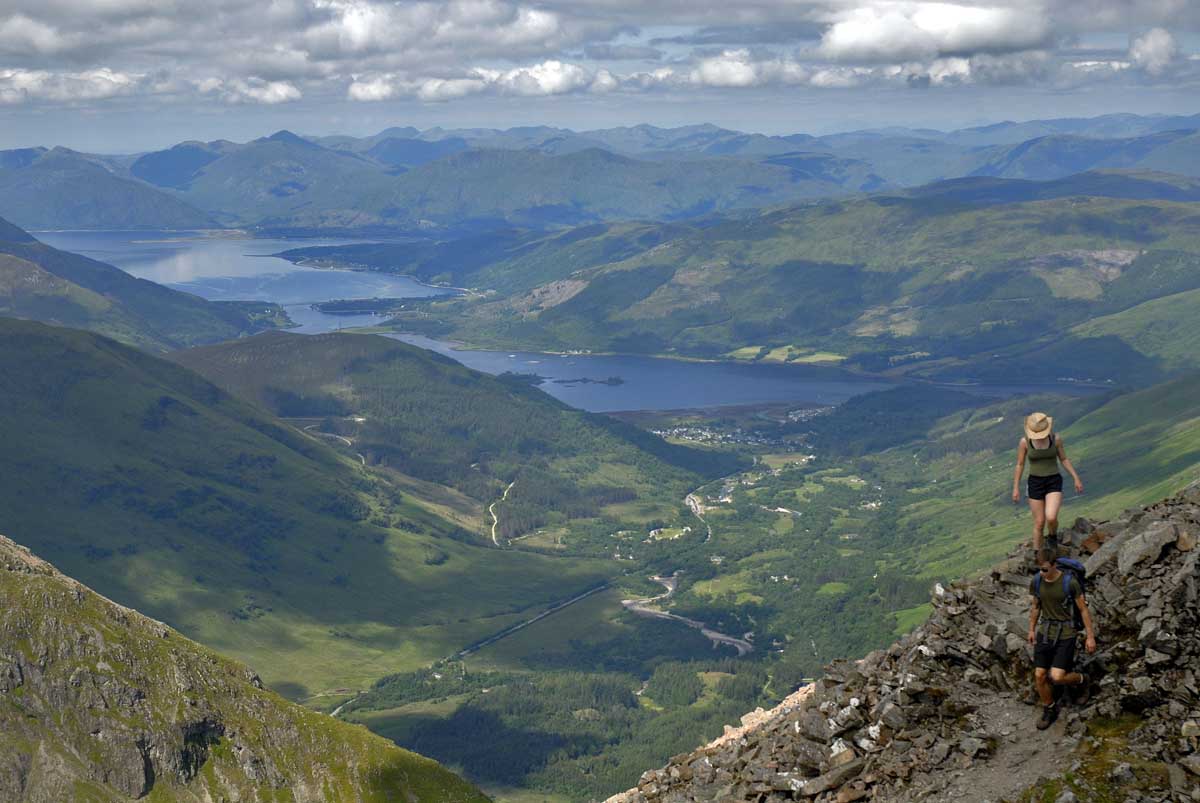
[1034, 632, 1076, 671]
[1028, 473, 1064, 501]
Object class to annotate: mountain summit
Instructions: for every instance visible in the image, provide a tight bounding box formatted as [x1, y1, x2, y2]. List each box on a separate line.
[610, 482, 1200, 802]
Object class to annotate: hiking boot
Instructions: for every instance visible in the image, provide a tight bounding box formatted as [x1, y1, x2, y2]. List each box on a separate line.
[1072, 682, 1091, 707]
[1036, 704, 1059, 730]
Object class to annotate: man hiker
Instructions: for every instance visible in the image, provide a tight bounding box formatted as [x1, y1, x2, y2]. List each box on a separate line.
[1029, 547, 1097, 729]
[1012, 411, 1084, 554]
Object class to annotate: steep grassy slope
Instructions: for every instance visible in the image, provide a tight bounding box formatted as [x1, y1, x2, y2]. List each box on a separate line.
[0, 147, 216, 230]
[0, 217, 287, 351]
[0, 319, 611, 695]
[0, 533, 488, 803]
[371, 191, 1200, 384]
[173, 331, 742, 538]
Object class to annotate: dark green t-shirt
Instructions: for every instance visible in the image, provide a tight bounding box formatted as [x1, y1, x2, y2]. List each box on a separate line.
[1029, 573, 1082, 639]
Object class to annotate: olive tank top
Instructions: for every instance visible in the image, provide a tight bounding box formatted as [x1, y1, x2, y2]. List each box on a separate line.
[1026, 434, 1059, 477]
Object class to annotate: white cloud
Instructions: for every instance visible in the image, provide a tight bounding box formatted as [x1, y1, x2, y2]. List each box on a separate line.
[490, 59, 592, 95]
[819, 2, 1052, 62]
[350, 59, 597, 101]
[1129, 27, 1178, 74]
[198, 77, 302, 104]
[0, 67, 142, 103]
[690, 49, 810, 87]
[0, 0, 1196, 113]
[0, 13, 76, 55]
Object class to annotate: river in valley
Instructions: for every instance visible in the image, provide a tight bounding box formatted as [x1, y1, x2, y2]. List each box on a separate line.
[35, 230, 1105, 413]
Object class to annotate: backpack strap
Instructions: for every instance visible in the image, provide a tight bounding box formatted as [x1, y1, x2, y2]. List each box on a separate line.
[1062, 571, 1072, 600]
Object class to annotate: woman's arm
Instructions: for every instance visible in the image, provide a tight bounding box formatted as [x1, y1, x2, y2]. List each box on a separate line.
[1012, 438, 1027, 503]
[1057, 437, 1084, 493]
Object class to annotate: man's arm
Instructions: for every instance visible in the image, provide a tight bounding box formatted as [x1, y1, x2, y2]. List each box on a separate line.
[1076, 592, 1097, 653]
[1057, 437, 1084, 494]
[1028, 594, 1040, 644]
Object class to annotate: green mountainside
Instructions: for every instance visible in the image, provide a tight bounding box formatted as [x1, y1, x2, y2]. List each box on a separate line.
[149, 135, 883, 231]
[971, 129, 1200, 180]
[0, 318, 613, 695]
[0, 533, 488, 803]
[0, 217, 287, 351]
[172, 331, 741, 538]
[0, 147, 216, 230]
[324, 374, 1200, 801]
[349, 190, 1200, 386]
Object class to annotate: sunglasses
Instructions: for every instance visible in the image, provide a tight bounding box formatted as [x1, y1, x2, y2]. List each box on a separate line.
[1039, 566, 1055, 574]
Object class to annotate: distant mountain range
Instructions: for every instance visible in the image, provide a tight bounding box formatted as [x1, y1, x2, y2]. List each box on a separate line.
[0, 216, 286, 350]
[2, 112, 1198, 232]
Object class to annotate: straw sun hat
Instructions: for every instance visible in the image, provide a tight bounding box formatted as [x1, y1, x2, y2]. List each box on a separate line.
[1024, 412, 1054, 441]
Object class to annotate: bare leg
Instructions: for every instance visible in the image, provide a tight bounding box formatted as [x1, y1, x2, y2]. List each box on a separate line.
[1035, 668, 1054, 705]
[1028, 497, 1046, 552]
[1050, 668, 1083, 686]
[1044, 492, 1063, 544]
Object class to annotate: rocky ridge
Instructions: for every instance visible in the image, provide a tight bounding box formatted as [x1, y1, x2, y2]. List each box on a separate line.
[0, 533, 489, 803]
[609, 480, 1200, 802]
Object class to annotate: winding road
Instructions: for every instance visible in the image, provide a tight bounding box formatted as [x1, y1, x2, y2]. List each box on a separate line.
[621, 575, 753, 656]
[489, 481, 516, 546]
[302, 424, 366, 465]
[685, 493, 713, 543]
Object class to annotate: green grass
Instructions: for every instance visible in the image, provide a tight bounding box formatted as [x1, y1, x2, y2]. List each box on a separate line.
[1071, 286, 1200, 373]
[892, 603, 933, 635]
[816, 582, 850, 597]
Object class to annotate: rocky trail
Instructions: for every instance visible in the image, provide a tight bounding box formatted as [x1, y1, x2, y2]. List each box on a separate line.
[609, 480, 1200, 803]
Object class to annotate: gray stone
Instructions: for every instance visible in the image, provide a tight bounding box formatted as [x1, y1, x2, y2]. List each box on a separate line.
[958, 736, 986, 758]
[1055, 790, 1078, 803]
[1117, 521, 1178, 575]
[1183, 754, 1200, 777]
[1085, 533, 1128, 577]
[1145, 648, 1173, 666]
[1109, 762, 1135, 783]
[1178, 529, 1197, 552]
[799, 758, 864, 796]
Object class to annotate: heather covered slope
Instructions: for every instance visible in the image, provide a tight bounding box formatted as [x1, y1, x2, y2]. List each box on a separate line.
[367, 192, 1200, 385]
[0, 319, 611, 695]
[610, 483, 1200, 802]
[0, 533, 489, 803]
[0, 216, 286, 351]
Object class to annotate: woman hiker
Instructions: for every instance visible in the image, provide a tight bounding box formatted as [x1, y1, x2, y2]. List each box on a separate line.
[1011, 412, 1084, 553]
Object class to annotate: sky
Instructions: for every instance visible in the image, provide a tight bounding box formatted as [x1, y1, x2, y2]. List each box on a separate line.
[0, 0, 1198, 152]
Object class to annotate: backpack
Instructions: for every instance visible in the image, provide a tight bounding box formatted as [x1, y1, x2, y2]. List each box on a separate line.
[1034, 557, 1087, 633]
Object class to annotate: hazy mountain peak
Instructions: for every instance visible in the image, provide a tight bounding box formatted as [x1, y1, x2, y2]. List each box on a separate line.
[260, 129, 316, 147]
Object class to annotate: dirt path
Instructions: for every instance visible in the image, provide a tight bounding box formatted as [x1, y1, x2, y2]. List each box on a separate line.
[489, 480, 515, 546]
[622, 575, 753, 656]
[881, 690, 1075, 802]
